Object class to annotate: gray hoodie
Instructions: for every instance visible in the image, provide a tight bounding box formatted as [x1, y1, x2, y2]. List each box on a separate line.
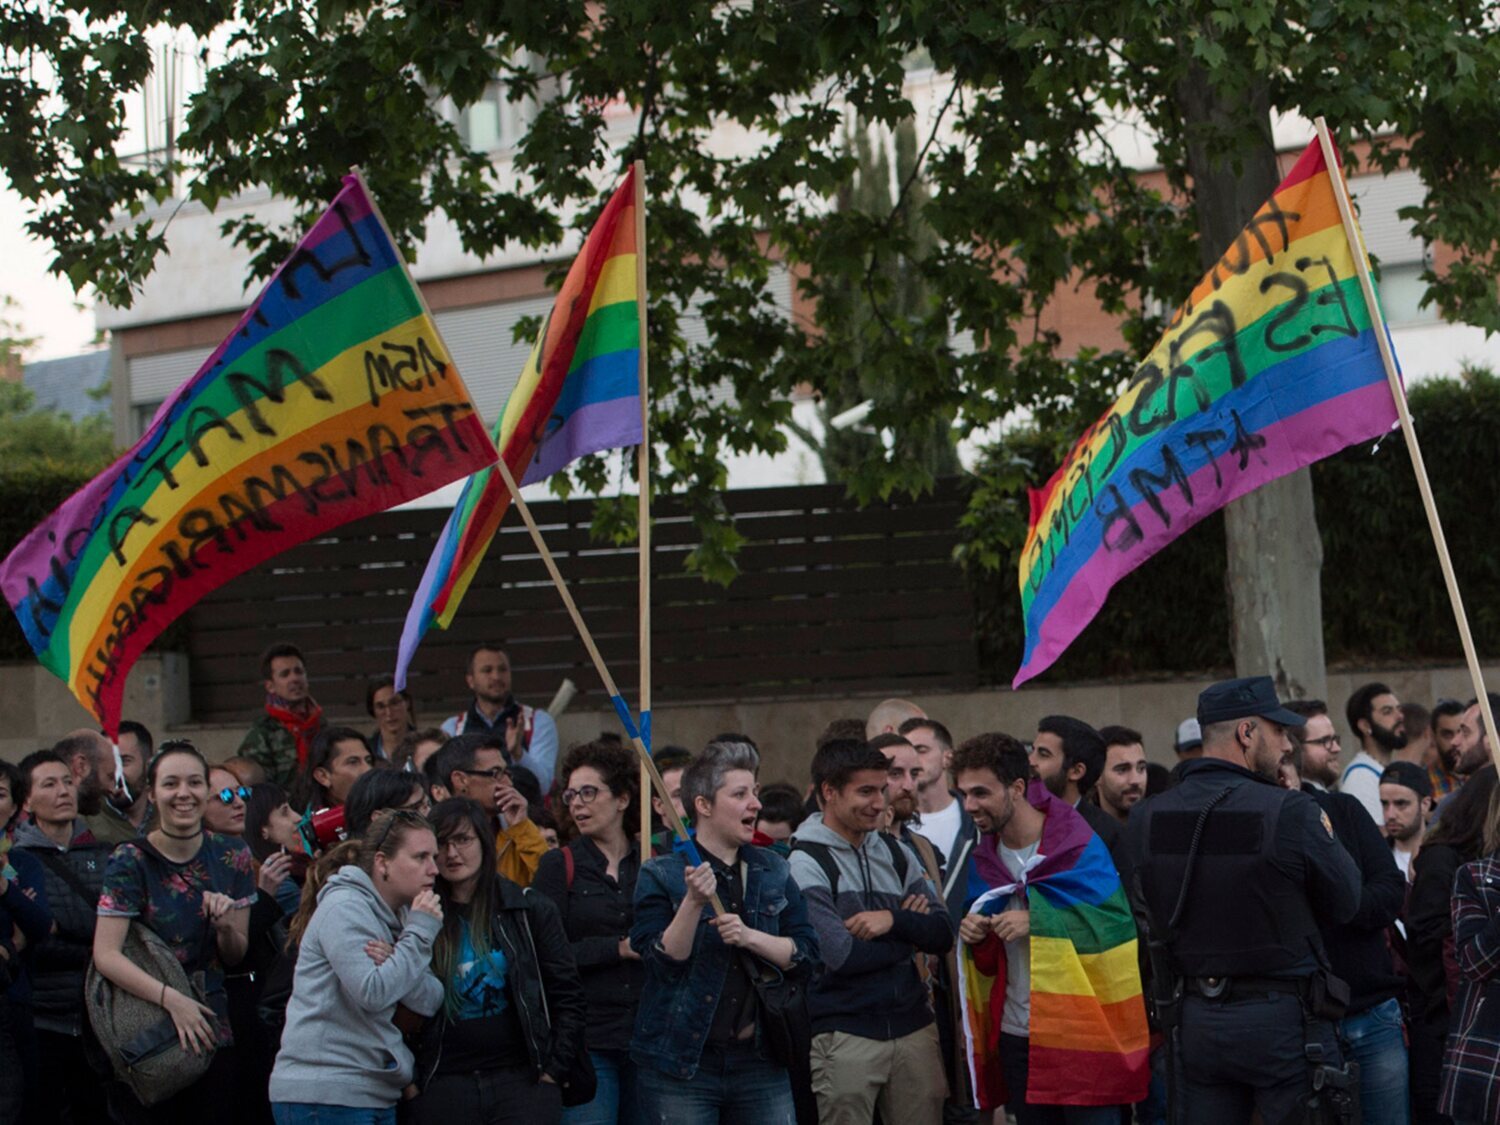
[269, 865, 444, 1108]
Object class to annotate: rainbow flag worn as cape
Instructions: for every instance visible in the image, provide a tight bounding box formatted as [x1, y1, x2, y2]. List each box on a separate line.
[0, 174, 496, 733]
[395, 167, 642, 689]
[956, 781, 1149, 1109]
[1014, 138, 1400, 686]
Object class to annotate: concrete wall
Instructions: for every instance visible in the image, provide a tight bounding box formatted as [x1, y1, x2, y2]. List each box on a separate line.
[6, 656, 1493, 791]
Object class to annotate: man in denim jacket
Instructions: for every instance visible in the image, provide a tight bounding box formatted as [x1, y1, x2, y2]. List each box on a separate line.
[790, 739, 955, 1125]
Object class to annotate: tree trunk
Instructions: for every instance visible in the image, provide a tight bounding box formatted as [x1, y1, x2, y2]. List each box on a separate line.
[1177, 67, 1329, 702]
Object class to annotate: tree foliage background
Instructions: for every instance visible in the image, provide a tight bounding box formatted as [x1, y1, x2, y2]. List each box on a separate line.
[3, 0, 1498, 585]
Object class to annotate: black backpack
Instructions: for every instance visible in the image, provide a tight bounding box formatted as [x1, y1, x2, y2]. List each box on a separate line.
[790, 831, 910, 897]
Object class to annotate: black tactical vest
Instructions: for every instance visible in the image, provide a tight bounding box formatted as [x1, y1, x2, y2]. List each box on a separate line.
[1135, 771, 1324, 978]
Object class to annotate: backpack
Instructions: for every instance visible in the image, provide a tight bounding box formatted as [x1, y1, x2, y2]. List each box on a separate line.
[791, 831, 910, 898]
[86, 921, 216, 1106]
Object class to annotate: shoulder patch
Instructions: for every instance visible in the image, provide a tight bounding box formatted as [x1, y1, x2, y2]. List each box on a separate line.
[1320, 810, 1335, 840]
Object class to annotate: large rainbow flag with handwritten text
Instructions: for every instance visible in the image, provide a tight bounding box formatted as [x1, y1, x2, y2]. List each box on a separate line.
[394, 167, 642, 689]
[1014, 138, 1399, 686]
[956, 782, 1149, 1108]
[0, 174, 497, 732]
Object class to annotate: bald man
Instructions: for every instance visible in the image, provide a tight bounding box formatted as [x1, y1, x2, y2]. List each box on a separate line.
[867, 698, 926, 740]
[53, 729, 134, 845]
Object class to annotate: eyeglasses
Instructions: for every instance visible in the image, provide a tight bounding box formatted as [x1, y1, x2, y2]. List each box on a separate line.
[370, 808, 430, 855]
[1303, 734, 1341, 750]
[562, 785, 603, 806]
[460, 766, 509, 781]
[441, 832, 479, 853]
[214, 786, 250, 804]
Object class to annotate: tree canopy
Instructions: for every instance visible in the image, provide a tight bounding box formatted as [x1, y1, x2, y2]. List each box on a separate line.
[4, 0, 1498, 581]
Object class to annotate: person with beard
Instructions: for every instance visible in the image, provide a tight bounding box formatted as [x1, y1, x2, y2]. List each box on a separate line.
[1426, 699, 1466, 802]
[89, 720, 153, 842]
[1094, 726, 1148, 824]
[238, 643, 326, 789]
[441, 644, 559, 792]
[955, 732, 1147, 1122]
[51, 729, 128, 845]
[1380, 762, 1433, 880]
[1287, 700, 1410, 1125]
[1127, 677, 1360, 1124]
[1028, 716, 1126, 871]
[1341, 682, 1408, 826]
[13, 750, 114, 1123]
[1432, 696, 1500, 825]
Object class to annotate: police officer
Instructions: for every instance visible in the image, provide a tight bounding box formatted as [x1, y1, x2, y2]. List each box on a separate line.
[1127, 676, 1362, 1125]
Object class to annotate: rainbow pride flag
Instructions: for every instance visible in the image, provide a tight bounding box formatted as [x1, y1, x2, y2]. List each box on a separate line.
[394, 167, 642, 689]
[0, 173, 496, 732]
[956, 782, 1149, 1109]
[1014, 139, 1399, 686]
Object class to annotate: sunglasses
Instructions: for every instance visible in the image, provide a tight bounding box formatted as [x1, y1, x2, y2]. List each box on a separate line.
[370, 808, 430, 855]
[214, 786, 251, 804]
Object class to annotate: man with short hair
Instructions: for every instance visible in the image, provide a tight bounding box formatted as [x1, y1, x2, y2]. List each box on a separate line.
[441, 644, 559, 791]
[1286, 699, 1342, 790]
[866, 698, 926, 740]
[1288, 701, 1410, 1125]
[1380, 762, 1433, 879]
[238, 642, 325, 787]
[431, 733, 548, 886]
[12, 750, 111, 1123]
[954, 732, 1147, 1120]
[1432, 693, 1500, 823]
[1030, 715, 1124, 865]
[900, 717, 976, 887]
[648, 745, 693, 853]
[1130, 677, 1360, 1122]
[1095, 725, 1148, 824]
[52, 729, 127, 845]
[790, 739, 953, 1125]
[1341, 682, 1407, 825]
[106, 720, 153, 835]
[1397, 701, 1431, 768]
[1426, 698, 1466, 801]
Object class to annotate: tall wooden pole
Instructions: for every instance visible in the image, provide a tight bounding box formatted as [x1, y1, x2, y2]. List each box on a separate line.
[1313, 118, 1499, 764]
[634, 160, 654, 851]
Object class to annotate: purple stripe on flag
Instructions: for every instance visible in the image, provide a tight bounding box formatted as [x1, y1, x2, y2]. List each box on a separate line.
[1014, 379, 1398, 686]
[519, 396, 643, 487]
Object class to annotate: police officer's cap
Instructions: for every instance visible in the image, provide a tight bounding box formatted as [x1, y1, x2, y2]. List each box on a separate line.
[1197, 676, 1305, 727]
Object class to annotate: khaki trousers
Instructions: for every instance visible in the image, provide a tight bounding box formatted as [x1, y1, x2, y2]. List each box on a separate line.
[810, 1022, 948, 1125]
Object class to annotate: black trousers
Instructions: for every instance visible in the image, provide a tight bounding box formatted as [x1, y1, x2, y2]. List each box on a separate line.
[1175, 993, 1342, 1125]
[29, 1027, 109, 1125]
[402, 1066, 562, 1125]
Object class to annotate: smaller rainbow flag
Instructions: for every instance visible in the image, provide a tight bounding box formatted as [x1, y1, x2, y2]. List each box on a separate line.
[1015, 138, 1399, 686]
[395, 167, 642, 688]
[0, 174, 496, 733]
[956, 782, 1149, 1109]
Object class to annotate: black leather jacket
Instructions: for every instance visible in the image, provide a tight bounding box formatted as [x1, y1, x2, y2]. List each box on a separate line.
[412, 875, 591, 1105]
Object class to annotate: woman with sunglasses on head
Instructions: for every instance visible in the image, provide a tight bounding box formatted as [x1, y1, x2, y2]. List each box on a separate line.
[270, 808, 445, 1125]
[533, 741, 646, 1125]
[92, 740, 257, 1123]
[406, 797, 589, 1124]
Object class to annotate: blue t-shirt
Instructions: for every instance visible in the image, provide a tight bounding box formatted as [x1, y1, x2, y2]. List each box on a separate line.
[452, 915, 510, 1020]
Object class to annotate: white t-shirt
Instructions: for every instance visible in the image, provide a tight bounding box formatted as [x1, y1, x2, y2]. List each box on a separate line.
[917, 798, 964, 866]
[1339, 750, 1384, 827]
[999, 839, 1040, 1038]
[1392, 846, 1414, 881]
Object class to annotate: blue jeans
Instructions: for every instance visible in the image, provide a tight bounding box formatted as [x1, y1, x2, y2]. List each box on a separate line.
[1339, 997, 1410, 1125]
[272, 1105, 396, 1125]
[637, 1043, 794, 1125]
[564, 1048, 642, 1125]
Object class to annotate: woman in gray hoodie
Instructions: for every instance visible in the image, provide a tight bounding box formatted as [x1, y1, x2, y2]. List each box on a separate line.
[269, 808, 445, 1125]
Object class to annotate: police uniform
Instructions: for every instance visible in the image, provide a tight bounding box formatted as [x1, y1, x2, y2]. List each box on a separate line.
[1126, 677, 1362, 1125]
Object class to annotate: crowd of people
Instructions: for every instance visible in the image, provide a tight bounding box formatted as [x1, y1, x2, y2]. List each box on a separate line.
[0, 639, 1497, 1125]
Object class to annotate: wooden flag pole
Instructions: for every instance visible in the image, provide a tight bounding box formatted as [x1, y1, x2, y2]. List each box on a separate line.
[1313, 118, 1500, 765]
[634, 160, 654, 852]
[493, 455, 724, 914]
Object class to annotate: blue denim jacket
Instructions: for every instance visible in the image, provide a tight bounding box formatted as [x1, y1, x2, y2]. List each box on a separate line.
[629, 844, 819, 1079]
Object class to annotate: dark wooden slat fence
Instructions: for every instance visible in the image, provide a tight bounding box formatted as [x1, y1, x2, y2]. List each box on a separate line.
[183, 480, 979, 723]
